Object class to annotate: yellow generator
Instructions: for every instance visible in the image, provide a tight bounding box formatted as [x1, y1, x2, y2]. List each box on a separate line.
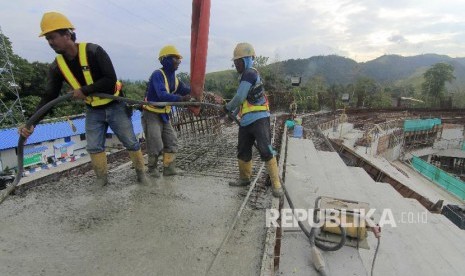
[316, 196, 370, 248]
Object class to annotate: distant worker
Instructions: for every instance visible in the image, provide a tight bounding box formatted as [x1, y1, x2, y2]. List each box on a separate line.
[289, 100, 297, 119]
[142, 45, 191, 177]
[19, 11, 150, 187]
[223, 42, 284, 197]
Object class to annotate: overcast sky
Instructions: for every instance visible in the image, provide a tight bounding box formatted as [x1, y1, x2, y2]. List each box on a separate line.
[1, 0, 465, 80]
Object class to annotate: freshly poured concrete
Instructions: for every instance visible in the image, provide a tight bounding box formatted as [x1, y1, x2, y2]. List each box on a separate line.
[278, 137, 465, 275]
[0, 166, 269, 275]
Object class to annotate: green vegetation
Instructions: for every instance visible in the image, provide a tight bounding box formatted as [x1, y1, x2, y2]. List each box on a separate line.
[421, 63, 455, 107]
[205, 53, 463, 112]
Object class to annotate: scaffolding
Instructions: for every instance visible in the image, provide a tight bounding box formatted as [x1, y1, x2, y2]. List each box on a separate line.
[0, 26, 25, 127]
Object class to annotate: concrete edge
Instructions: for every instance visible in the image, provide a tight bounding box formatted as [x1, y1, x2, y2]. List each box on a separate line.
[12, 149, 130, 194]
[260, 122, 287, 275]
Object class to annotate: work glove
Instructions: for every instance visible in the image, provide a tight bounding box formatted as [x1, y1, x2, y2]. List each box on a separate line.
[18, 124, 34, 138]
[221, 106, 237, 126]
[219, 105, 229, 117]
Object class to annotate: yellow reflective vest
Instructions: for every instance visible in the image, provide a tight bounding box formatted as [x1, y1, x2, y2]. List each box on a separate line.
[239, 69, 269, 116]
[240, 95, 270, 116]
[56, 43, 120, 107]
[143, 69, 179, 113]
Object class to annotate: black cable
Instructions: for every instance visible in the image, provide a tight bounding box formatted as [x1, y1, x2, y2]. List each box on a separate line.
[371, 237, 381, 276]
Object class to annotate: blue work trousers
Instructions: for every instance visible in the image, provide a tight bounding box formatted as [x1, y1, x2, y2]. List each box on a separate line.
[85, 101, 140, 153]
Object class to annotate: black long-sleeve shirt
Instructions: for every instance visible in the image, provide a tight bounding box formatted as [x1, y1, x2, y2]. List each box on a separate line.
[35, 43, 117, 120]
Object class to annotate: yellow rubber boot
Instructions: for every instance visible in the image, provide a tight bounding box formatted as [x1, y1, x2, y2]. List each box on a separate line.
[229, 159, 252, 186]
[128, 150, 150, 185]
[147, 154, 160, 178]
[266, 157, 284, 197]
[90, 152, 108, 187]
[163, 152, 183, 176]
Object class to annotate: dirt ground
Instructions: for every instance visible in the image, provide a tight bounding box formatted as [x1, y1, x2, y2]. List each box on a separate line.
[0, 160, 271, 276]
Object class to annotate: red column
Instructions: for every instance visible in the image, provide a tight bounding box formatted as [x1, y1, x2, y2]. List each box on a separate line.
[190, 0, 211, 115]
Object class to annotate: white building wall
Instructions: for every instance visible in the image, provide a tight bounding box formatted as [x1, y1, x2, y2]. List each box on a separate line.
[71, 135, 87, 151]
[0, 148, 18, 171]
[434, 125, 464, 150]
[382, 143, 403, 162]
[0, 131, 144, 172]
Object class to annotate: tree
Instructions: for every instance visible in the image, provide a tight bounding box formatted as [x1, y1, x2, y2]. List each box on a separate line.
[254, 55, 269, 69]
[121, 80, 146, 100]
[20, 95, 41, 118]
[354, 77, 377, 107]
[21, 62, 49, 97]
[421, 63, 455, 107]
[177, 72, 190, 84]
[369, 90, 392, 108]
[326, 84, 345, 111]
[303, 76, 327, 110]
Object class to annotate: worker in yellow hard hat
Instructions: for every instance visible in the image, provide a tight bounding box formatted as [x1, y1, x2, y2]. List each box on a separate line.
[223, 42, 283, 197]
[141, 45, 191, 177]
[19, 11, 150, 188]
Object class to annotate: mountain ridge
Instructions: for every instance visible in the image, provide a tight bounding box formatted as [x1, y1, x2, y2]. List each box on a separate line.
[257, 53, 465, 87]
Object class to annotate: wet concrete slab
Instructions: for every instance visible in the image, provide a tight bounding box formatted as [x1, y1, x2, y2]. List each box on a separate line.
[0, 163, 270, 275]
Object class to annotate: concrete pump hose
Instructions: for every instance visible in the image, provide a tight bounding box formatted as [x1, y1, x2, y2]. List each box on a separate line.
[92, 93, 223, 109]
[93, 93, 241, 125]
[0, 93, 73, 204]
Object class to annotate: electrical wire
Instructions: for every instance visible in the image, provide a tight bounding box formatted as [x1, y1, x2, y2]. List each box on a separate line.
[371, 234, 381, 276]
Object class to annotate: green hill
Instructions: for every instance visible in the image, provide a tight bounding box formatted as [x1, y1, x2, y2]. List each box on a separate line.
[209, 53, 465, 88]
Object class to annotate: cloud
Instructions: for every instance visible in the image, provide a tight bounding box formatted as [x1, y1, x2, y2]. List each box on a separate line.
[1, 0, 464, 80]
[388, 34, 407, 44]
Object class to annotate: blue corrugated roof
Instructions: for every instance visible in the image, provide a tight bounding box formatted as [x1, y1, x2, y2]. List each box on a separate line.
[0, 110, 142, 151]
[24, 146, 48, 155]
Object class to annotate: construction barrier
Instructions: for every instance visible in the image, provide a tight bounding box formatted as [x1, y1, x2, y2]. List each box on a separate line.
[411, 156, 465, 200]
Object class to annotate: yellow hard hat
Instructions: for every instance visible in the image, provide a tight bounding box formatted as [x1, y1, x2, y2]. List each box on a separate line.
[39, 11, 74, 37]
[232, 42, 255, 60]
[158, 45, 183, 60]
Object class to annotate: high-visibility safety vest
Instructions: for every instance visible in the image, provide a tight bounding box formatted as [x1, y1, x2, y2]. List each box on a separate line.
[143, 69, 179, 113]
[240, 95, 270, 116]
[56, 43, 120, 107]
[239, 68, 270, 116]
